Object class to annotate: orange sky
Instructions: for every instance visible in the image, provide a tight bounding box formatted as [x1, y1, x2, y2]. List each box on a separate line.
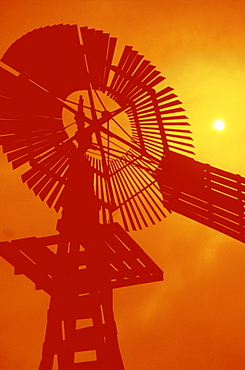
[1, 1, 245, 369]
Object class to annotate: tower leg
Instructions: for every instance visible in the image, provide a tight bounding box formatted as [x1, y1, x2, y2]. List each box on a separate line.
[39, 236, 124, 369]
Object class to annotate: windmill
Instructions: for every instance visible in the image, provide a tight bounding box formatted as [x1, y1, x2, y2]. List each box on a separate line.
[0, 24, 244, 369]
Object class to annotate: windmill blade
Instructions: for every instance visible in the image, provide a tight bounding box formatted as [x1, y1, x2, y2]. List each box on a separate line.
[156, 152, 245, 243]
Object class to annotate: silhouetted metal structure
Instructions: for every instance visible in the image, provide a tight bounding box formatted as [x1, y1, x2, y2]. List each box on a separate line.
[0, 25, 244, 369]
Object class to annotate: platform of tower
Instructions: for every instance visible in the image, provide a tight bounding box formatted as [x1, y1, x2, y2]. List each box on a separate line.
[0, 222, 163, 369]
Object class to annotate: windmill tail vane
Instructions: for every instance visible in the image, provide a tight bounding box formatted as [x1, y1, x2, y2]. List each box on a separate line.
[156, 151, 245, 244]
[0, 24, 244, 369]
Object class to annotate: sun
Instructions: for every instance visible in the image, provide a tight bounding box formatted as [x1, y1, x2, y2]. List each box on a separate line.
[213, 119, 225, 131]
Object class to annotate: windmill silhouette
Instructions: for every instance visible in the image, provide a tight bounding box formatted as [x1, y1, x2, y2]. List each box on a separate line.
[0, 24, 244, 369]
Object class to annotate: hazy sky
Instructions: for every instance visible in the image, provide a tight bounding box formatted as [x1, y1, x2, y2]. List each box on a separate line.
[0, 1, 245, 369]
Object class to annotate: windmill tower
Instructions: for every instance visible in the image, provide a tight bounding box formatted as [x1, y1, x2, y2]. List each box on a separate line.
[0, 24, 244, 369]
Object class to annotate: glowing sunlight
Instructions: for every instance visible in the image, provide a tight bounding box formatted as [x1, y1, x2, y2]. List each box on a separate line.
[213, 119, 225, 131]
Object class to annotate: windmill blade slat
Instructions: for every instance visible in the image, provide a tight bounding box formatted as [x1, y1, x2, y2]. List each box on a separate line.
[167, 139, 194, 148]
[136, 132, 162, 143]
[108, 161, 126, 215]
[1, 129, 64, 150]
[80, 27, 110, 90]
[12, 154, 30, 169]
[2, 131, 64, 157]
[34, 140, 74, 166]
[126, 86, 148, 102]
[118, 163, 151, 228]
[135, 131, 161, 142]
[142, 148, 166, 161]
[136, 64, 156, 83]
[112, 161, 140, 230]
[126, 54, 145, 76]
[140, 103, 184, 116]
[160, 107, 186, 115]
[161, 115, 188, 121]
[137, 126, 163, 132]
[116, 83, 142, 103]
[124, 105, 155, 118]
[143, 141, 164, 153]
[112, 160, 139, 230]
[7, 141, 54, 162]
[27, 170, 46, 190]
[147, 75, 165, 88]
[124, 158, 163, 212]
[168, 145, 195, 155]
[165, 128, 192, 134]
[123, 164, 159, 225]
[164, 121, 191, 126]
[27, 156, 68, 192]
[31, 156, 68, 196]
[101, 36, 117, 92]
[117, 55, 145, 97]
[129, 105, 147, 154]
[2, 129, 64, 153]
[0, 121, 22, 137]
[110, 162, 130, 231]
[33, 175, 53, 197]
[159, 99, 182, 109]
[94, 31, 110, 90]
[38, 178, 57, 201]
[112, 50, 138, 94]
[131, 93, 151, 107]
[93, 157, 99, 196]
[32, 173, 55, 197]
[138, 131, 161, 142]
[132, 59, 151, 80]
[97, 160, 108, 224]
[0, 135, 28, 153]
[132, 110, 158, 119]
[21, 166, 40, 183]
[0, 116, 62, 136]
[165, 133, 193, 141]
[108, 45, 133, 94]
[31, 150, 66, 176]
[117, 79, 138, 100]
[142, 145, 164, 157]
[129, 160, 166, 218]
[142, 70, 161, 85]
[93, 157, 102, 216]
[132, 118, 158, 124]
[133, 101, 154, 113]
[157, 93, 178, 104]
[46, 181, 64, 208]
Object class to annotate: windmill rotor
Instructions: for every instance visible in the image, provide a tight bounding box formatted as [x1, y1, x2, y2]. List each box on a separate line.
[0, 24, 194, 231]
